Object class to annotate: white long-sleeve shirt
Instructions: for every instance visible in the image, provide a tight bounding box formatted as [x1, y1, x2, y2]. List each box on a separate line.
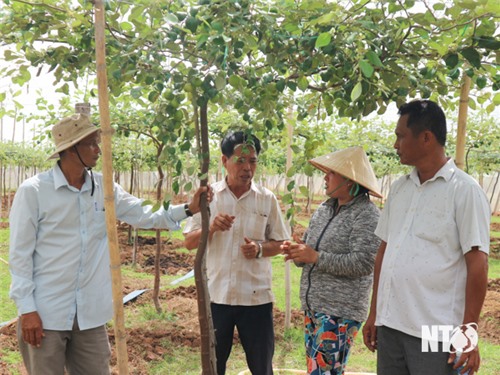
[9, 163, 188, 331]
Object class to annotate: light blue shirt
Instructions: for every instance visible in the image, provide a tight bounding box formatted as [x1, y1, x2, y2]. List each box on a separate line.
[9, 163, 187, 330]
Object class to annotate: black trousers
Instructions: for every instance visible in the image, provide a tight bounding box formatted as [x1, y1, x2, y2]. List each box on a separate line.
[211, 302, 274, 375]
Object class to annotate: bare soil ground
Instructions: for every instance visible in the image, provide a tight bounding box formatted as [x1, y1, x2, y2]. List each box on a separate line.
[1, 212, 499, 375]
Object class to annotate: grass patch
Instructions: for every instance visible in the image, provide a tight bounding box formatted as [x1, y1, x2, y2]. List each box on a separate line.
[135, 227, 185, 241]
[479, 339, 500, 374]
[488, 258, 500, 279]
[0, 228, 17, 323]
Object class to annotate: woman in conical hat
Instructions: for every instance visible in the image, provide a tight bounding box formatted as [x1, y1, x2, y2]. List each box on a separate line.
[282, 146, 381, 375]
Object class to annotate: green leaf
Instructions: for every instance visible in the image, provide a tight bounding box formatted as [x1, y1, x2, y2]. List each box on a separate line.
[493, 93, 500, 105]
[141, 200, 153, 207]
[287, 180, 295, 192]
[197, 33, 209, 48]
[120, 22, 133, 32]
[228, 75, 244, 90]
[298, 76, 308, 91]
[351, 82, 362, 102]
[366, 51, 383, 67]
[299, 186, 309, 197]
[215, 74, 226, 90]
[282, 193, 293, 205]
[315, 33, 331, 48]
[476, 76, 487, 89]
[276, 79, 286, 92]
[468, 98, 477, 110]
[359, 60, 374, 78]
[184, 181, 193, 192]
[460, 47, 481, 69]
[473, 36, 500, 50]
[172, 180, 179, 194]
[212, 21, 223, 33]
[162, 200, 171, 211]
[165, 13, 179, 23]
[286, 166, 296, 178]
[131, 87, 142, 99]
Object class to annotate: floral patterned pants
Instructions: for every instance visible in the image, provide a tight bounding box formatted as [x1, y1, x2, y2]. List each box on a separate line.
[304, 310, 361, 375]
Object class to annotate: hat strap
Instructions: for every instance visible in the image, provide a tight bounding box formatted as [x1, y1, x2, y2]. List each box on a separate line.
[73, 145, 95, 197]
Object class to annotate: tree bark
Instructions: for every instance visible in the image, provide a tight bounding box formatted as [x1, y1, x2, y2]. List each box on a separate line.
[153, 151, 165, 314]
[93, 1, 129, 373]
[194, 101, 217, 374]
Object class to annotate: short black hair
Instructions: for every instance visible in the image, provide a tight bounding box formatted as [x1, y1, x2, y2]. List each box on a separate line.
[398, 99, 447, 146]
[220, 131, 261, 157]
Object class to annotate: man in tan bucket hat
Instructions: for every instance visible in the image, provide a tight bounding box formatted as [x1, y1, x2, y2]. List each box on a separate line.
[9, 113, 211, 375]
[282, 146, 381, 375]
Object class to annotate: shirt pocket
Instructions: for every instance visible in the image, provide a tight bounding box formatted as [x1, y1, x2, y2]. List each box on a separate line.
[245, 212, 268, 242]
[92, 209, 107, 240]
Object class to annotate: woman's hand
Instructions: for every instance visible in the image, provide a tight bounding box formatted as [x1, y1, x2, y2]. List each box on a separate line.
[281, 235, 318, 264]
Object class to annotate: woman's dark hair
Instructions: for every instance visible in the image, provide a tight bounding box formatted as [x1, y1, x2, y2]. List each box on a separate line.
[220, 131, 261, 157]
[357, 184, 370, 196]
[398, 99, 447, 146]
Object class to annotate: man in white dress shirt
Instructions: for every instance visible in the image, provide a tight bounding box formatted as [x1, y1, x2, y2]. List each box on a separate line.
[362, 100, 490, 375]
[184, 130, 290, 375]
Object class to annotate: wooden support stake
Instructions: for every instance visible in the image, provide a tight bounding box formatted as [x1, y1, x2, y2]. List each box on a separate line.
[93, 1, 129, 373]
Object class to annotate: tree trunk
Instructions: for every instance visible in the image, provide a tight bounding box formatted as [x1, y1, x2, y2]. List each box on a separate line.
[194, 101, 217, 374]
[93, 1, 129, 373]
[455, 73, 472, 171]
[153, 146, 165, 314]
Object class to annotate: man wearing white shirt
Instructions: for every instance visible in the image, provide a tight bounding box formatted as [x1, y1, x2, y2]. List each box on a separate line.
[362, 100, 490, 375]
[9, 113, 209, 375]
[184, 130, 290, 375]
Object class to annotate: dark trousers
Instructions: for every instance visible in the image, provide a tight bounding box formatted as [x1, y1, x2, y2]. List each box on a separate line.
[211, 302, 274, 375]
[377, 325, 456, 375]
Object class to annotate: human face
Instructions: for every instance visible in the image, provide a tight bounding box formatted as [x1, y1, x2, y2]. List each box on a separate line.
[394, 114, 424, 166]
[324, 170, 349, 199]
[223, 145, 258, 191]
[75, 132, 101, 168]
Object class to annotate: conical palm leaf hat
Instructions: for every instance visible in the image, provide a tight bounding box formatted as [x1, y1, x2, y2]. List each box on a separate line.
[309, 146, 383, 198]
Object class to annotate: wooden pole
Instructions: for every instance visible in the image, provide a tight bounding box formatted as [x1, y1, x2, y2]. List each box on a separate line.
[455, 72, 472, 171]
[93, 1, 129, 373]
[284, 113, 293, 329]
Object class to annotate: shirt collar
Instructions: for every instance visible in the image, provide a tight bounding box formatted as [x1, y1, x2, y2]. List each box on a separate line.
[53, 162, 93, 192]
[219, 177, 256, 197]
[408, 157, 456, 185]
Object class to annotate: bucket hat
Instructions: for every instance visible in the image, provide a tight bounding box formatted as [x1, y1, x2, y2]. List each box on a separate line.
[309, 146, 383, 198]
[48, 113, 99, 159]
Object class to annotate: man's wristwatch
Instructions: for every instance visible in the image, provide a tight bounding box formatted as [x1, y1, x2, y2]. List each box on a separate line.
[184, 203, 193, 217]
[256, 242, 263, 258]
